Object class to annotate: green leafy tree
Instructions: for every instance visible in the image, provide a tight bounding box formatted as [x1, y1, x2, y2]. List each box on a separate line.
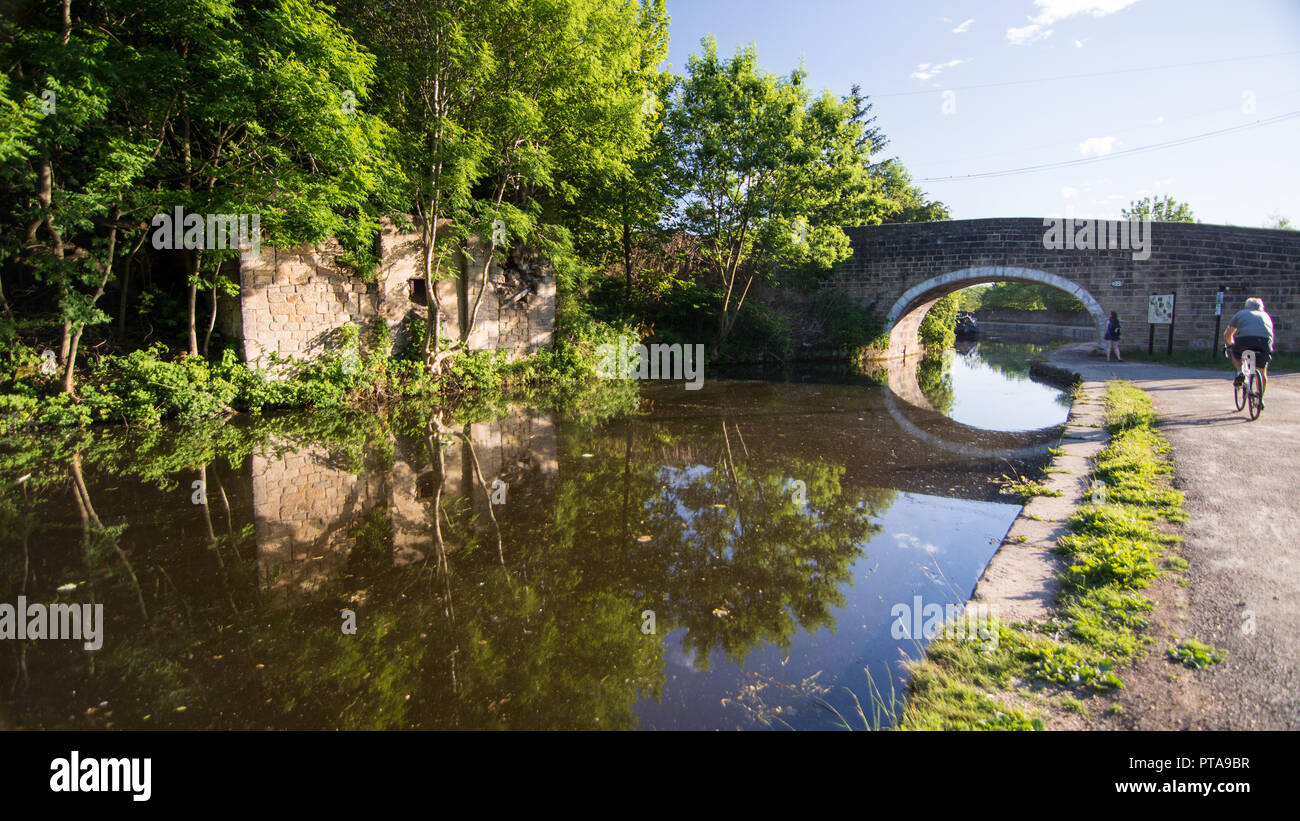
[0, 1, 155, 394]
[551, 0, 671, 305]
[916, 353, 954, 415]
[1, 0, 392, 401]
[663, 38, 879, 346]
[141, 0, 393, 357]
[1121, 195, 1196, 223]
[978, 282, 1084, 313]
[347, 0, 663, 369]
[953, 285, 988, 313]
[873, 158, 949, 223]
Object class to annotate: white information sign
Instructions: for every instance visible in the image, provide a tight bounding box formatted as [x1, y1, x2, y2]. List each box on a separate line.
[1148, 294, 1174, 325]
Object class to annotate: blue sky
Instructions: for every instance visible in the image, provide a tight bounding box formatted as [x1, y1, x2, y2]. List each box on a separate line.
[662, 0, 1300, 227]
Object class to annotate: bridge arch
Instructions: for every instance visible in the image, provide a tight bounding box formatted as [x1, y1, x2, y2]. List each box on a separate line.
[881, 356, 1060, 460]
[885, 266, 1106, 360]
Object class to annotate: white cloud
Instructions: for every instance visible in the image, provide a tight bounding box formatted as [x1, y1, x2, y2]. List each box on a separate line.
[1074, 38, 1085, 47]
[1007, 24, 1052, 45]
[910, 58, 969, 81]
[1151, 115, 1164, 125]
[894, 533, 939, 553]
[1033, 0, 1143, 25]
[953, 18, 975, 33]
[1078, 136, 1116, 157]
[1007, 0, 1143, 45]
[1062, 186, 1079, 199]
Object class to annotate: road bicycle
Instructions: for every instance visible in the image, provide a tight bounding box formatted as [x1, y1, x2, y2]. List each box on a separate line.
[1227, 345, 1264, 420]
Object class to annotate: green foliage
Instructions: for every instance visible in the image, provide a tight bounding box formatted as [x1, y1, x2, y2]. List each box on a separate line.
[716, 302, 792, 363]
[1057, 532, 1160, 589]
[1021, 643, 1124, 690]
[1104, 380, 1160, 431]
[915, 353, 954, 415]
[342, 0, 666, 357]
[663, 37, 880, 344]
[974, 282, 1085, 313]
[872, 158, 949, 223]
[918, 292, 958, 350]
[1122, 195, 1197, 223]
[998, 474, 1063, 501]
[0, 0, 396, 378]
[1168, 639, 1225, 669]
[810, 292, 887, 351]
[953, 285, 988, 313]
[82, 345, 239, 425]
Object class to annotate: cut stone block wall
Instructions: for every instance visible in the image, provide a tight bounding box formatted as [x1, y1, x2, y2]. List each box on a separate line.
[226, 219, 555, 372]
[235, 239, 377, 371]
[753, 219, 1300, 359]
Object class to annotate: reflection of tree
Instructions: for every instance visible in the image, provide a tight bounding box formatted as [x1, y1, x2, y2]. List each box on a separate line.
[550, 414, 891, 676]
[959, 342, 1050, 382]
[631, 423, 883, 668]
[916, 354, 954, 415]
[1, 395, 896, 730]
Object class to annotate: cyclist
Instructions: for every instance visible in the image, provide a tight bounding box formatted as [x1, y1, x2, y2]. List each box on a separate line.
[1224, 297, 1274, 409]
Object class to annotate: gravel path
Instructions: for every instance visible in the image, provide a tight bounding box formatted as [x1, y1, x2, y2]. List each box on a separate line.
[1051, 348, 1299, 730]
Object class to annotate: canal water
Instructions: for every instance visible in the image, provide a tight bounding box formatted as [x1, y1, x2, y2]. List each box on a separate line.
[0, 342, 1068, 730]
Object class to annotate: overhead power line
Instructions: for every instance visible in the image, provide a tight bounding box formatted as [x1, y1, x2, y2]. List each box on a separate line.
[918, 110, 1300, 182]
[928, 88, 1300, 168]
[875, 50, 1300, 99]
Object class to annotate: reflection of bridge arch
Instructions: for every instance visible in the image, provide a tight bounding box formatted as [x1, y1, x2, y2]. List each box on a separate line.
[887, 266, 1106, 360]
[883, 356, 1060, 460]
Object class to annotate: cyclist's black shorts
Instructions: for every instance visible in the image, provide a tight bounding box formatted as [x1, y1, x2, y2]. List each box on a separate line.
[1232, 336, 1272, 366]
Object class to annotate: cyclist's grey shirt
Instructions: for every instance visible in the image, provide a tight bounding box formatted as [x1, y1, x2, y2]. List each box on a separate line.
[1228, 309, 1274, 345]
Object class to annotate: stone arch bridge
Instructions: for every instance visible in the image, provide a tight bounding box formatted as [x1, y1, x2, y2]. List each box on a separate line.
[820, 219, 1300, 358]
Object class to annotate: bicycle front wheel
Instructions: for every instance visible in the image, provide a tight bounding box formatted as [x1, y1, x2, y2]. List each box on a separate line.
[1248, 372, 1264, 420]
[1235, 375, 1247, 411]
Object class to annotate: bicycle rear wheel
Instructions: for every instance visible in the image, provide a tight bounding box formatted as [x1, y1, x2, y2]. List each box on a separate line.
[1248, 372, 1264, 420]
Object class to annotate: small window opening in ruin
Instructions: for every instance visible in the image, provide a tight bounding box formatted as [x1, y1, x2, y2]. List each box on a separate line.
[408, 278, 429, 306]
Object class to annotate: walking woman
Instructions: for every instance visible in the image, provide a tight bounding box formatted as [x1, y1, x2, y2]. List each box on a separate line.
[1104, 311, 1123, 361]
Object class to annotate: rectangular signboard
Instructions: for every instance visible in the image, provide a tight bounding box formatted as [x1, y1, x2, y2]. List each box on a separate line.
[1148, 294, 1174, 324]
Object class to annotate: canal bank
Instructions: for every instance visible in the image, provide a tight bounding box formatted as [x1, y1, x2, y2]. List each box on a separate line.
[900, 371, 1193, 730]
[1042, 348, 1300, 730]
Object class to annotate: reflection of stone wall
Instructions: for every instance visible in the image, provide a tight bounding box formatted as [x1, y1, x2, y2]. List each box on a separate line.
[226, 218, 556, 372]
[251, 443, 380, 600]
[253, 409, 558, 604]
[388, 412, 559, 555]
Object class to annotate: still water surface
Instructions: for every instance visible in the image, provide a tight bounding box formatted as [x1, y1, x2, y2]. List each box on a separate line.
[0, 342, 1066, 730]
